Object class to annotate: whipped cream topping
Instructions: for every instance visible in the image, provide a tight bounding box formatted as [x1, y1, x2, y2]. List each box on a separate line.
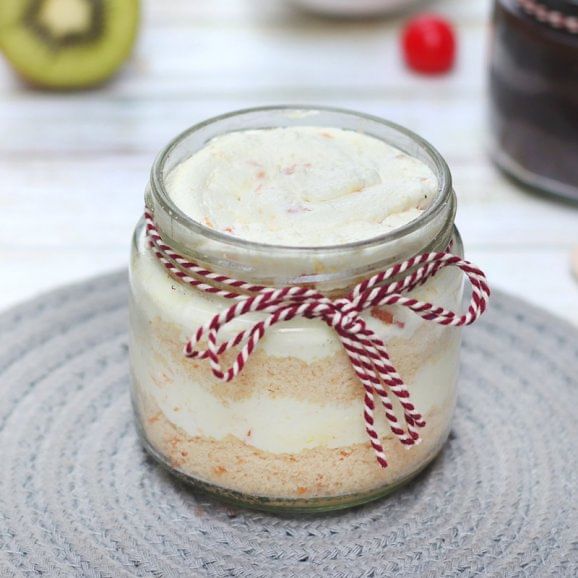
[166, 127, 437, 246]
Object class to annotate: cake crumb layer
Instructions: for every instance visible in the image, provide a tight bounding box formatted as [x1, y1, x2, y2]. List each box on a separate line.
[135, 389, 453, 499]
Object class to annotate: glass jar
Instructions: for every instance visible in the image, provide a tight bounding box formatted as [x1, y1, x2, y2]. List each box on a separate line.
[489, 0, 578, 201]
[129, 106, 465, 512]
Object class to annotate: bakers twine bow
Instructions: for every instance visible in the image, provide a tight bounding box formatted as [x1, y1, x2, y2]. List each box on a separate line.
[516, 0, 578, 33]
[144, 211, 490, 468]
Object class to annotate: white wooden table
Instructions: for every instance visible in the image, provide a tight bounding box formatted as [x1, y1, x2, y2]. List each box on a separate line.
[1, 0, 577, 324]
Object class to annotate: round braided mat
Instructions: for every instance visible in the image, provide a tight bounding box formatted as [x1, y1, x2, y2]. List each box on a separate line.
[0, 272, 576, 578]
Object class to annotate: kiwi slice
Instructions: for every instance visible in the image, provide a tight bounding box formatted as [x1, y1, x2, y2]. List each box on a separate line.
[0, 0, 139, 89]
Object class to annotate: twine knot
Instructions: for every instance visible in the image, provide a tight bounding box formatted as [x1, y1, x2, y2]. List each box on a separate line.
[328, 307, 364, 335]
[144, 211, 490, 469]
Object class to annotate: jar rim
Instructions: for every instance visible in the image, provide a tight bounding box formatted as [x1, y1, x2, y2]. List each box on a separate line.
[149, 105, 454, 256]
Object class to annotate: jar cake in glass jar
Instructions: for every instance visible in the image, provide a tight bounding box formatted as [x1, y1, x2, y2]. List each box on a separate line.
[129, 107, 477, 512]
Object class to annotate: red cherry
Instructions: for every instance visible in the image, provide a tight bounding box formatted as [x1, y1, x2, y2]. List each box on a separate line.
[402, 15, 456, 74]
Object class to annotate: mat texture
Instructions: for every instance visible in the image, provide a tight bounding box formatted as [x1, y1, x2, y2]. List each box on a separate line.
[0, 271, 576, 578]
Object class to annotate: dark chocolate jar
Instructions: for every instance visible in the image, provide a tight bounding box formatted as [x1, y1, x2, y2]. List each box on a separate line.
[489, 0, 578, 200]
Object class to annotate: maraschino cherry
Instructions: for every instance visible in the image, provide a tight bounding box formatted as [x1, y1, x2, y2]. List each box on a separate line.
[402, 15, 456, 74]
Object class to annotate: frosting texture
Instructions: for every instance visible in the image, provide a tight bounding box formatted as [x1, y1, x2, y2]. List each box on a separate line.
[166, 127, 437, 246]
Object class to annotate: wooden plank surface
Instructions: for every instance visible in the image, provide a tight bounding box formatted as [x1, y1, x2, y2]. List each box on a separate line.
[1, 0, 577, 324]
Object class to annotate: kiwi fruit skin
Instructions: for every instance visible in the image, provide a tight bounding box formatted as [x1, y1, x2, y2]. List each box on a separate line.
[0, 0, 140, 90]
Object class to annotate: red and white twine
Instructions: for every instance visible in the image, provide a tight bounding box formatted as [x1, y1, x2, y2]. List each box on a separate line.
[516, 0, 578, 33]
[144, 211, 490, 468]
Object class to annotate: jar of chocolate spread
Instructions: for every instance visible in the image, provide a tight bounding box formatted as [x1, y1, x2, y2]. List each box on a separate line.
[489, 0, 578, 200]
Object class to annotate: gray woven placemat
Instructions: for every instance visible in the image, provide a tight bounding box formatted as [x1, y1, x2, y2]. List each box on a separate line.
[0, 271, 577, 578]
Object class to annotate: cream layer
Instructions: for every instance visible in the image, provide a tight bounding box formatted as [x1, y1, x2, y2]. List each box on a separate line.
[132, 244, 463, 362]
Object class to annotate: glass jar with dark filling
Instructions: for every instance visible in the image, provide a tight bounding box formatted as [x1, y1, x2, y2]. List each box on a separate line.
[489, 0, 578, 200]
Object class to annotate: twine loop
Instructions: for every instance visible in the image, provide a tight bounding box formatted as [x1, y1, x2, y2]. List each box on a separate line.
[144, 210, 490, 468]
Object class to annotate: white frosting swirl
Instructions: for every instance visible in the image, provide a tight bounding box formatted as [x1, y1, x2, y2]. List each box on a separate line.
[166, 127, 437, 246]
